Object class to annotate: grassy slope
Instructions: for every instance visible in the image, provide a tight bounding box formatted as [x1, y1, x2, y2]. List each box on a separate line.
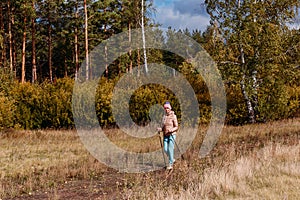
[0, 118, 299, 199]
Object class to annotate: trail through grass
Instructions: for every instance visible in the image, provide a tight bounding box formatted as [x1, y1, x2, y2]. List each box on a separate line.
[0, 118, 299, 199]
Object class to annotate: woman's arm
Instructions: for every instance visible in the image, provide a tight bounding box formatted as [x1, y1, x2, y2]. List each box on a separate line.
[170, 115, 178, 133]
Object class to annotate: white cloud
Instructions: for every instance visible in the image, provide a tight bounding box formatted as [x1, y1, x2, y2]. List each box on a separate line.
[152, 1, 210, 31]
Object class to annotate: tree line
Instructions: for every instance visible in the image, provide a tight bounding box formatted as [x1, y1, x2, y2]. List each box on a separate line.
[0, 0, 153, 82]
[0, 0, 299, 129]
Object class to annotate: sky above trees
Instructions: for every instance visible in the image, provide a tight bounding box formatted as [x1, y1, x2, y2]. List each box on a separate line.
[152, 0, 210, 31]
[153, 0, 300, 31]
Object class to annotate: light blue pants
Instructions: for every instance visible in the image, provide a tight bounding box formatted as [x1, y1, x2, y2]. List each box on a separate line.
[163, 134, 176, 165]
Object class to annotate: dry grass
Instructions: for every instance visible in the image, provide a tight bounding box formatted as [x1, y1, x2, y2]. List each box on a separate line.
[0, 118, 299, 199]
[151, 142, 300, 200]
[0, 130, 108, 198]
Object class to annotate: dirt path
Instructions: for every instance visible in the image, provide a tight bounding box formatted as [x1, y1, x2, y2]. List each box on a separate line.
[9, 167, 171, 200]
[10, 170, 127, 200]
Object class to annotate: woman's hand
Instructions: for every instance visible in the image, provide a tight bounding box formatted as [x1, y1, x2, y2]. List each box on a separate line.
[157, 127, 162, 132]
[165, 128, 172, 133]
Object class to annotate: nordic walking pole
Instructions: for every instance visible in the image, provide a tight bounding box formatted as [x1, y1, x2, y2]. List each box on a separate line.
[171, 134, 184, 160]
[158, 132, 167, 168]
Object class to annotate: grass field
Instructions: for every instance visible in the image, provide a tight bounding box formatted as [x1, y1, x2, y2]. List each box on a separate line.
[0, 118, 299, 199]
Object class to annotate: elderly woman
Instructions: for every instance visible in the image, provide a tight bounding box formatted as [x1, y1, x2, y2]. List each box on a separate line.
[157, 101, 178, 170]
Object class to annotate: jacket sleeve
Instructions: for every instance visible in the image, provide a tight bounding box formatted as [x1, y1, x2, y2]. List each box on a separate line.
[171, 115, 178, 133]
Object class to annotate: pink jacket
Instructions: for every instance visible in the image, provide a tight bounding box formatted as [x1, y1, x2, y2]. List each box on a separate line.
[161, 111, 178, 136]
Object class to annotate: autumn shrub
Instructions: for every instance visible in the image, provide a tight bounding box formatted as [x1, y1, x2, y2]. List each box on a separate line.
[10, 82, 42, 129]
[95, 78, 115, 127]
[7, 78, 74, 129]
[0, 69, 16, 129]
[39, 78, 74, 129]
[94, 78, 180, 127]
[286, 85, 300, 117]
[257, 79, 300, 121]
[0, 92, 15, 129]
[0, 68, 299, 130]
[225, 83, 248, 125]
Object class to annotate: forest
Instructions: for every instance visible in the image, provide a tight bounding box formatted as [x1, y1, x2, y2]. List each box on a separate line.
[0, 0, 299, 129]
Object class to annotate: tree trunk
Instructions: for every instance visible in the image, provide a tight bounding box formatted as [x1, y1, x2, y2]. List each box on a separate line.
[74, 1, 79, 80]
[31, 1, 37, 83]
[0, 3, 6, 67]
[74, 28, 79, 80]
[84, 0, 89, 80]
[48, 22, 52, 82]
[251, 69, 258, 118]
[8, 0, 13, 73]
[238, 0, 255, 123]
[105, 45, 108, 77]
[21, 17, 27, 83]
[128, 23, 132, 73]
[251, 0, 259, 119]
[13, 17, 16, 79]
[141, 0, 148, 74]
[13, 36, 16, 78]
[240, 47, 255, 123]
[137, 48, 140, 77]
[64, 56, 68, 77]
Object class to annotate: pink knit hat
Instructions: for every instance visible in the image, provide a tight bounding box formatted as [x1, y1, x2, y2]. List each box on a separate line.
[163, 102, 172, 110]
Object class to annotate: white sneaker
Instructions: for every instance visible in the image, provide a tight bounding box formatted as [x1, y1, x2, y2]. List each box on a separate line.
[173, 159, 176, 163]
[166, 165, 173, 170]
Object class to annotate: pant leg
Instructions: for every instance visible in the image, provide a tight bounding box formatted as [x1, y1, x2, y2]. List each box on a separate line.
[163, 136, 169, 155]
[169, 134, 176, 165]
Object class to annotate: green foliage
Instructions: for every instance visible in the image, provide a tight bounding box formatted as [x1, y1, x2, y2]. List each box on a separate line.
[39, 78, 74, 129]
[286, 86, 300, 117]
[0, 69, 16, 129]
[128, 84, 179, 126]
[72, 79, 100, 128]
[225, 84, 248, 125]
[94, 78, 181, 128]
[0, 76, 74, 130]
[0, 68, 16, 95]
[257, 82, 300, 121]
[204, 0, 300, 123]
[1, 0, 299, 128]
[11, 82, 42, 129]
[0, 92, 16, 129]
[0, 67, 299, 130]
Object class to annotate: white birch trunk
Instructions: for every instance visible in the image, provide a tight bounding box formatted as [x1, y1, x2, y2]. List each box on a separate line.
[238, 0, 256, 123]
[251, 0, 258, 117]
[240, 47, 256, 123]
[141, 0, 148, 74]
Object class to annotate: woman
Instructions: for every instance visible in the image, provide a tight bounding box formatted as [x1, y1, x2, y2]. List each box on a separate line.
[157, 102, 178, 170]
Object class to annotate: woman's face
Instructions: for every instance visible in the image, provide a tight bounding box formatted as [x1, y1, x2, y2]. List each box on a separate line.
[164, 107, 171, 114]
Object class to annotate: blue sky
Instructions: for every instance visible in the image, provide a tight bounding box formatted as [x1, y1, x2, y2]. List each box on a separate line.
[152, 0, 210, 31]
[152, 0, 300, 31]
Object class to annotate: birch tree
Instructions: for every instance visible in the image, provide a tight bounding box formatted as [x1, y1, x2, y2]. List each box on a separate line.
[141, 0, 148, 74]
[205, 0, 300, 123]
[84, 0, 89, 80]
